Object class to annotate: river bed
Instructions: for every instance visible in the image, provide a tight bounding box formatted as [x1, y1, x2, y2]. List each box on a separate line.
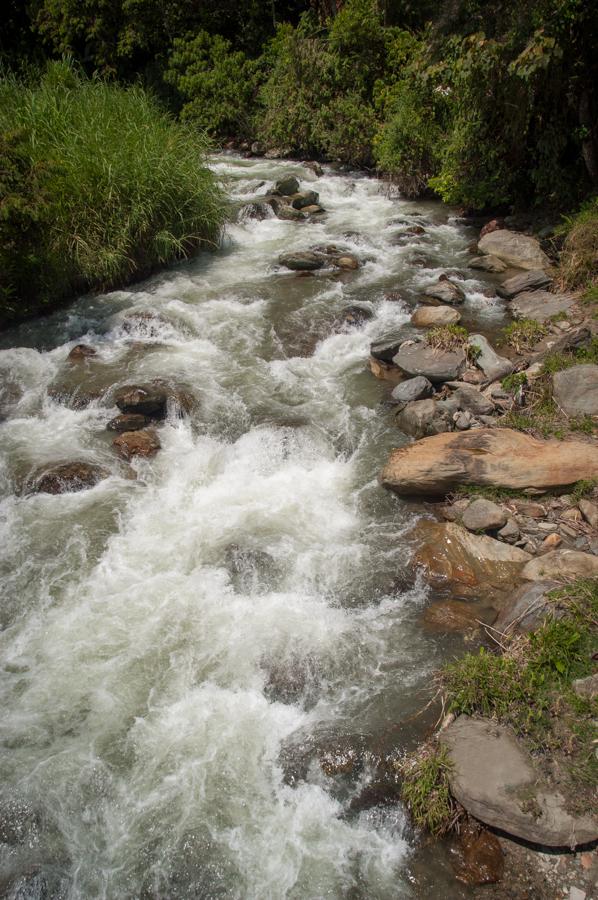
[0, 155, 507, 898]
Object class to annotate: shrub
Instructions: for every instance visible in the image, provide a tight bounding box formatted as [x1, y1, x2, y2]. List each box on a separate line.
[0, 60, 225, 325]
[558, 197, 598, 291]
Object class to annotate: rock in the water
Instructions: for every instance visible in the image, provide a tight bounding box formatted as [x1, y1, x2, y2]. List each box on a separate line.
[67, 344, 97, 362]
[553, 365, 598, 417]
[462, 498, 508, 532]
[451, 823, 504, 885]
[28, 462, 109, 494]
[468, 255, 508, 273]
[468, 334, 513, 381]
[336, 305, 373, 327]
[423, 277, 465, 305]
[441, 715, 598, 847]
[494, 580, 560, 634]
[381, 428, 598, 497]
[368, 357, 404, 384]
[522, 549, 598, 581]
[410, 521, 530, 601]
[335, 254, 360, 270]
[395, 399, 450, 439]
[411, 306, 461, 327]
[393, 340, 467, 383]
[107, 412, 151, 432]
[240, 201, 273, 221]
[370, 330, 413, 363]
[303, 160, 324, 177]
[511, 290, 576, 322]
[391, 376, 433, 404]
[478, 230, 550, 270]
[497, 269, 551, 299]
[278, 250, 325, 271]
[113, 383, 168, 418]
[423, 598, 497, 632]
[112, 429, 161, 460]
[271, 201, 307, 222]
[290, 190, 319, 210]
[274, 174, 300, 196]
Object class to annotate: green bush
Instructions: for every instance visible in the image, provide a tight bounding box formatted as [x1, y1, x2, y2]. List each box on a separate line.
[0, 60, 225, 325]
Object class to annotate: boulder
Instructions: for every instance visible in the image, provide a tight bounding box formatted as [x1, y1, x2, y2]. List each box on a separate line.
[478, 230, 550, 270]
[423, 278, 465, 305]
[381, 428, 598, 497]
[468, 256, 508, 273]
[290, 190, 319, 210]
[274, 174, 300, 196]
[494, 580, 560, 634]
[511, 290, 576, 322]
[411, 306, 461, 327]
[271, 201, 307, 222]
[497, 269, 551, 299]
[393, 340, 467, 383]
[278, 251, 325, 271]
[445, 384, 495, 416]
[112, 429, 161, 460]
[468, 334, 513, 381]
[113, 383, 168, 418]
[67, 344, 97, 362]
[395, 399, 450, 439]
[391, 376, 433, 404]
[107, 412, 151, 432]
[335, 254, 360, 270]
[441, 716, 598, 847]
[521, 549, 598, 581]
[336, 306, 373, 328]
[410, 521, 530, 601]
[28, 462, 109, 494]
[370, 331, 413, 363]
[578, 498, 598, 528]
[462, 498, 508, 532]
[553, 365, 598, 417]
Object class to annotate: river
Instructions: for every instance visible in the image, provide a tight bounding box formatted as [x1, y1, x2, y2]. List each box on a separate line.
[0, 156, 506, 898]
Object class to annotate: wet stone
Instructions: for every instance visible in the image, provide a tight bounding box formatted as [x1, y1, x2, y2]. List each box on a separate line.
[112, 429, 161, 460]
[27, 462, 110, 495]
[67, 344, 97, 362]
[107, 412, 151, 433]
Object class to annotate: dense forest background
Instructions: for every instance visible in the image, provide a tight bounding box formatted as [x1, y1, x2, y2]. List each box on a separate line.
[1, 0, 597, 323]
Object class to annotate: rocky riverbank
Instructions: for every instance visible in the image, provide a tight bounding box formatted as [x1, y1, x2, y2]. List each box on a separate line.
[368, 218, 598, 895]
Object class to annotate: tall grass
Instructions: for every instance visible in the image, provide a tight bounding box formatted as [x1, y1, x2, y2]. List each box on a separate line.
[0, 60, 226, 325]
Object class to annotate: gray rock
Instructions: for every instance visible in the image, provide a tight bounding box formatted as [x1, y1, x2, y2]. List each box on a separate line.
[423, 278, 465, 305]
[578, 498, 598, 528]
[572, 673, 598, 699]
[494, 579, 560, 633]
[468, 255, 508, 273]
[113, 383, 168, 418]
[511, 290, 576, 322]
[390, 376, 433, 404]
[497, 269, 551, 299]
[278, 251, 325, 271]
[478, 230, 550, 270]
[522, 549, 598, 581]
[290, 190, 319, 210]
[393, 340, 467, 384]
[469, 334, 514, 381]
[553, 365, 598, 416]
[270, 199, 307, 221]
[370, 331, 414, 363]
[395, 399, 450, 439]
[441, 715, 598, 847]
[462, 498, 508, 532]
[275, 174, 300, 196]
[497, 518, 520, 543]
[449, 384, 495, 416]
[453, 411, 472, 430]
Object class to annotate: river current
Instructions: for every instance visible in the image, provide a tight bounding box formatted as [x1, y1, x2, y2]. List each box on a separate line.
[0, 156, 505, 898]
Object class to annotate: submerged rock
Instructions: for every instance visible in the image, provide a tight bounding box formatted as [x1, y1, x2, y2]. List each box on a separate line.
[423, 598, 497, 633]
[28, 462, 109, 494]
[67, 343, 97, 362]
[112, 429, 160, 460]
[441, 715, 598, 847]
[335, 306, 373, 328]
[380, 429, 598, 497]
[451, 823, 504, 885]
[107, 412, 151, 432]
[478, 230, 550, 270]
[113, 383, 168, 418]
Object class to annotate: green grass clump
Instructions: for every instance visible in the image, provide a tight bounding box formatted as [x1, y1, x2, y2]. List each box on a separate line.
[557, 197, 598, 291]
[0, 60, 226, 325]
[426, 324, 469, 351]
[501, 371, 528, 394]
[503, 318, 548, 353]
[399, 745, 458, 835]
[441, 579, 598, 807]
[569, 478, 598, 503]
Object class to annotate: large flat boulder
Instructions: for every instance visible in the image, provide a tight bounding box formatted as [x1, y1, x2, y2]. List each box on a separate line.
[410, 521, 530, 601]
[553, 365, 598, 416]
[393, 341, 467, 383]
[497, 269, 551, 299]
[511, 290, 575, 322]
[478, 230, 550, 270]
[521, 549, 598, 581]
[441, 716, 598, 847]
[380, 429, 598, 497]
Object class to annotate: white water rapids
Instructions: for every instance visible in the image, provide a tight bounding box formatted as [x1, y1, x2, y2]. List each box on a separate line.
[0, 156, 505, 898]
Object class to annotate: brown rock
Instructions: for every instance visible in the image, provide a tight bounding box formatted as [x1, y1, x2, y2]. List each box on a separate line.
[410, 521, 530, 602]
[107, 413, 151, 432]
[513, 501, 547, 518]
[67, 344, 97, 362]
[541, 532, 562, 551]
[368, 357, 404, 384]
[451, 823, 504, 885]
[335, 255, 359, 270]
[28, 462, 109, 494]
[522, 549, 598, 581]
[112, 429, 161, 460]
[423, 599, 497, 632]
[480, 218, 505, 238]
[579, 499, 598, 529]
[410, 306, 461, 328]
[380, 429, 598, 498]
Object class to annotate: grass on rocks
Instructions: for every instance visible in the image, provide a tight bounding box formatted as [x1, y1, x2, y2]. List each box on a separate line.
[398, 744, 460, 835]
[440, 579, 598, 813]
[0, 60, 226, 325]
[503, 319, 548, 354]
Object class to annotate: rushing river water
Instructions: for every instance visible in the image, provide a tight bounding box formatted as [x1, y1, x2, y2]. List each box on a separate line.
[0, 156, 506, 899]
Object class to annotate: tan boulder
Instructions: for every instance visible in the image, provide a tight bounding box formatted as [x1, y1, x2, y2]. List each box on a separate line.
[521, 549, 598, 581]
[410, 521, 530, 602]
[478, 230, 550, 270]
[380, 429, 598, 497]
[410, 306, 461, 327]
